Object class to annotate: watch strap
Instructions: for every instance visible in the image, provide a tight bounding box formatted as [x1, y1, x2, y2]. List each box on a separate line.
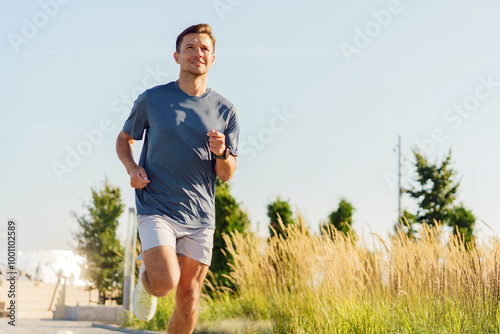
[215, 147, 230, 160]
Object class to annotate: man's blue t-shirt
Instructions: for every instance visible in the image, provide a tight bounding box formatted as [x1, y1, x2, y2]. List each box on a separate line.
[123, 81, 239, 228]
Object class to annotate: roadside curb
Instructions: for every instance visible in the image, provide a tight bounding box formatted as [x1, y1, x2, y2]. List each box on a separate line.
[92, 322, 162, 333]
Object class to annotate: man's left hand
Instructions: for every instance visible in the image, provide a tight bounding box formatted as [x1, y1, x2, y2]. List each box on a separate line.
[207, 129, 226, 156]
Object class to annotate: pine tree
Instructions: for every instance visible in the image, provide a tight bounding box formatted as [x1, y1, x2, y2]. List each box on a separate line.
[405, 149, 475, 241]
[406, 149, 459, 227]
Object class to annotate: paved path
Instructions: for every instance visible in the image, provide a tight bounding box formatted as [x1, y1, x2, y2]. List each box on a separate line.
[0, 319, 161, 334]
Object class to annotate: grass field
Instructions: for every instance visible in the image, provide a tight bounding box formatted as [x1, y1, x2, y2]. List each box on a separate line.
[128, 218, 500, 333]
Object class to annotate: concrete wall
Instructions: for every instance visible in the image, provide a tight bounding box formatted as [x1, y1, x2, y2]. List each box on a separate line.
[63, 305, 126, 323]
[0, 281, 99, 319]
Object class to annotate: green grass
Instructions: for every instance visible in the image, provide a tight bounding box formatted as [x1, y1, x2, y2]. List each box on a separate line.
[124, 289, 272, 333]
[126, 219, 500, 333]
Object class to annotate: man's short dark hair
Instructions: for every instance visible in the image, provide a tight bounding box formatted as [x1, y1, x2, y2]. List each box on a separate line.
[176, 23, 216, 53]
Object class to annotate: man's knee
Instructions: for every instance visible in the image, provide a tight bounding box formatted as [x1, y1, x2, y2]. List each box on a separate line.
[143, 269, 179, 297]
[141, 245, 180, 297]
[150, 286, 174, 298]
[149, 278, 177, 297]
[176, 287, 201, 313]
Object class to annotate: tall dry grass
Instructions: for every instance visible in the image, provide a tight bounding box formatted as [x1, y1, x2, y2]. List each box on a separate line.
[224, 216, 500, 333]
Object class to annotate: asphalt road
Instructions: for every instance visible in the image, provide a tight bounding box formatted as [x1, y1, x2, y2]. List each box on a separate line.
[0, 319, 161, 334]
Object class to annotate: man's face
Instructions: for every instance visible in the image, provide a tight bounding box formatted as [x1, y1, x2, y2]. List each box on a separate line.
[174, 33, 215, 76]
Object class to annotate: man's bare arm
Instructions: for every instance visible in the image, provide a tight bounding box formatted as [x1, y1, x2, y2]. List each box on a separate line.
[215, 155, 237, 182]
[116, 130, 150, 189]
[207, 129, 237, 182]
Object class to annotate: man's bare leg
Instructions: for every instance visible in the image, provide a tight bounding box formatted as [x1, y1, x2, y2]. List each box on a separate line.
[141, 245, 180, 297]
[167, 256, 209, 334]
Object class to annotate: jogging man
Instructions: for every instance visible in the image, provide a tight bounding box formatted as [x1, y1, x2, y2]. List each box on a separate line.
[116, 23, 238, 334]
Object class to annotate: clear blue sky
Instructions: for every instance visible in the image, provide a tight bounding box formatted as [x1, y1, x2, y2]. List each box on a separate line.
[1, 0, 499, 252]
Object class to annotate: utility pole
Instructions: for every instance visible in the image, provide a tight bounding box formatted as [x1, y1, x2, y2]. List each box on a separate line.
[397, 135, 402, 220]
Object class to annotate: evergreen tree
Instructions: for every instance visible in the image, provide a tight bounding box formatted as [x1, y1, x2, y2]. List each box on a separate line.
[72, 178, 125, 304]
[405, 149, 475, 239]
[212, 178, 250, 288]
[267, 197, 294, 238]
[406, 149, 459, 227]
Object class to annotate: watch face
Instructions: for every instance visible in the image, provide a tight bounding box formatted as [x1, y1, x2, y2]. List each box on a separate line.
[224, 148, 230, 158]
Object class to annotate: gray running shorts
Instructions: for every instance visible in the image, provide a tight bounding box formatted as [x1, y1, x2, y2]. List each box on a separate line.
[137, 214, 215, 266]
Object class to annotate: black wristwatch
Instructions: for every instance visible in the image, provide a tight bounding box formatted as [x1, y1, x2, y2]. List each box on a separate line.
[215, 147, 231, 160]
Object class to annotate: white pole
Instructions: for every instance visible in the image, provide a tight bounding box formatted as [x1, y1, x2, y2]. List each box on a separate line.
[122, 207, 137, 319]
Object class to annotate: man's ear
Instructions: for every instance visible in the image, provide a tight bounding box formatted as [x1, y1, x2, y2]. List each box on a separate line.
[174, 51, 180, 64]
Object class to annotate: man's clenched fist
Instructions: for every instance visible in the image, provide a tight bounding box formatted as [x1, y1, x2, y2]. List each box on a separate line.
[129, 165, 150, 189]
[207, 129, 226, 156]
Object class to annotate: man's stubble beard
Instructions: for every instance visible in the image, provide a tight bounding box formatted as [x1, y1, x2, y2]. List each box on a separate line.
[183, 67, 210, 78]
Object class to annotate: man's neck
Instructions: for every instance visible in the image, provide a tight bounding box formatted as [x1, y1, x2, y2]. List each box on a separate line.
[177, 73, 208, 97]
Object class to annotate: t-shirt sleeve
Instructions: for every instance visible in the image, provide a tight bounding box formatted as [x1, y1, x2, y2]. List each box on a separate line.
[123, 91, 148, 140]
[224, 106, 239, 157]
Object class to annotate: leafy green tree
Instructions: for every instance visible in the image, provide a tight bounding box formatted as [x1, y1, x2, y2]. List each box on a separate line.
[212, 178, 250, 288]
[72, 179, 125, 304]
[267, 197, 294, 238]
[322, 198, 355, 238]
[405, 149, 475, 239]
[448, 204, 475, 245]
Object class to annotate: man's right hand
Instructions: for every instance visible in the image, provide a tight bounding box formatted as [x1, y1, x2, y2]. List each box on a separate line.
[129, 165, 151, 189]
[116, 130, 150, 189]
